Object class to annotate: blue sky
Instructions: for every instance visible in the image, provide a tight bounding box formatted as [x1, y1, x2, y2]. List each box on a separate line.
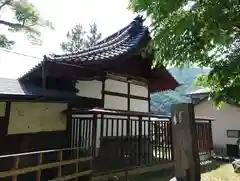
[0, 0, 135, 78]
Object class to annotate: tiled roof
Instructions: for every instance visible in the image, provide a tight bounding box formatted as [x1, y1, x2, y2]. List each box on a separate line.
[0, 77, 77, 99]
[46, 16, 148, 63]
[16, 16, 179, 93]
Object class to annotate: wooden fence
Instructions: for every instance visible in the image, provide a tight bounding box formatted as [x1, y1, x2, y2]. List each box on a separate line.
[196, 120, 213, 153]
[71, 109, 174, 174]
[70, 108, 213, 174]
[0, 147, 92, 181]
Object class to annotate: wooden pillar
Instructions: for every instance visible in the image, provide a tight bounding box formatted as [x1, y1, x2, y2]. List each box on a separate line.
[171, 103, 200, 181]
[66, 103, 73, 148]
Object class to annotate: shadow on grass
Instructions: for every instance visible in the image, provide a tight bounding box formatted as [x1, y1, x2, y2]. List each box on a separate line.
[124, 168, 173, 181]
[107, 159, 231, 181]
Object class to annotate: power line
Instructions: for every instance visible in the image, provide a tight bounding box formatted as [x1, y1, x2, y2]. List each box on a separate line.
[0, 48, 42, 60]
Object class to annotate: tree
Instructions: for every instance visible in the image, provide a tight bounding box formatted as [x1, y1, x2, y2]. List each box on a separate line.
[0, 0, 53, 49]
[85, 22, 102, 48]
[128, 0, 240, 106]
[60, 24, 86, 53]
[60, 22, 102, 53]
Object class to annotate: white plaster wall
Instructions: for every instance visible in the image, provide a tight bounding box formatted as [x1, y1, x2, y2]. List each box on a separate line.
[105, 79, 127, 94]
[75, 80, 102, 99]
[104, 79, 149, 112]
[0, 101, 6, 117]
[104, 79, 128, 111]
[130, 99, 149, 112]
[194, 100, 240, 149]
[8, 102, 67, 135]
[130, 84, 148, 97]
[104, 95, 128, 110]
[130, 83, 149, 112]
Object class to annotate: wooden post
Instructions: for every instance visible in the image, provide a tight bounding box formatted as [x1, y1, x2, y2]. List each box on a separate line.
[36, 152, 43, 181]
[12, 156, 20, 181]
[92, 113, 97, 159]
[138, 116, 142, 165]
[208, 120, 213, 151]
[58, 151, 63, 177]
[171, 103, 200, 181]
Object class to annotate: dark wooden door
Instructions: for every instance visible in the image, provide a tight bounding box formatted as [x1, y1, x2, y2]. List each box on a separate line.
[226, 144, 239, 158]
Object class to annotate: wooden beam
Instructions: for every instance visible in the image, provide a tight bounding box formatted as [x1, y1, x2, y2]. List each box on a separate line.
[102, 91, 148, 101]
[127, 81, 130, 135]
[102, 76, 105, 105]
[106, 72, 148, 86]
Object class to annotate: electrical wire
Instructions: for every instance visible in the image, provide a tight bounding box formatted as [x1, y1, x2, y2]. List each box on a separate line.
[0, 48, 42, 60]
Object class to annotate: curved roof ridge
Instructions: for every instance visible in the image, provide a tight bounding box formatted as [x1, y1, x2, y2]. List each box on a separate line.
[51, 27, 148, 62]
[51, 28, 132, 61]
[47, 16, 145, 60]
[52, 24, 131, 58]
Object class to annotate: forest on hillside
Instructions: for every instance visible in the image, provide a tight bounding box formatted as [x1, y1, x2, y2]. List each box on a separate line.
[150, 67, 210, 115]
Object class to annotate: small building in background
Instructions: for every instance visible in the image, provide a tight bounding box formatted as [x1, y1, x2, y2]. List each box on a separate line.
[187, 89, 240, 158]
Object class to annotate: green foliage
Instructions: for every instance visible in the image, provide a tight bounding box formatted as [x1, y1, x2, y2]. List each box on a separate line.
[60, 22, 102, 53]
[85, 22, 102, 48]
[128, 0, 240, 105]
[0, 0, 53, 48]
[60, 24, 86, 53]
[0, 34, 14, 48]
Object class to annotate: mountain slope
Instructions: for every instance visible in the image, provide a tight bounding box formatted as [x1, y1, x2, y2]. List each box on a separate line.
[150, 67, 210, 115]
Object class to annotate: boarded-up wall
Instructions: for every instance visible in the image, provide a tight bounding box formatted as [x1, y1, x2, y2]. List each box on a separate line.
[0, 101, 69, 155]
[8, 102, 67, 135]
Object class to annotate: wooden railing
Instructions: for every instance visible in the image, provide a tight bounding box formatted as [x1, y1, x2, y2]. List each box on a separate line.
[69, 108, 213, 174]
[70, 108, 174, 173]
[0, 147, 92, 181]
